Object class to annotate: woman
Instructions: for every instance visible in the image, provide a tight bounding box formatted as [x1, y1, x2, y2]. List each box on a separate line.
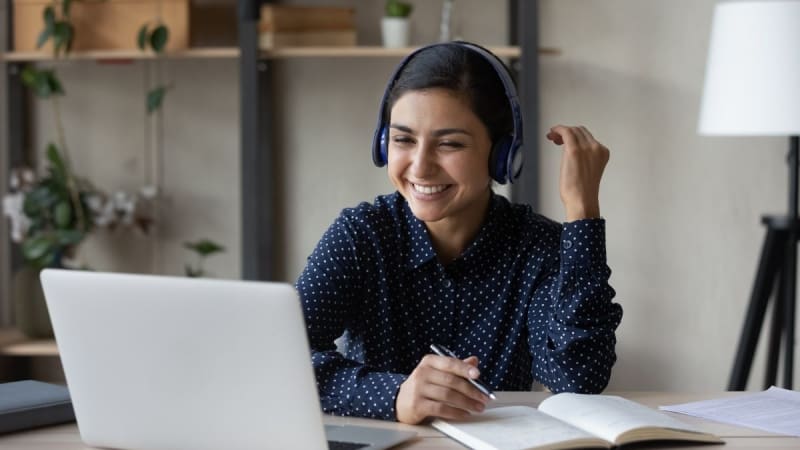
[296, 41, 622, 425]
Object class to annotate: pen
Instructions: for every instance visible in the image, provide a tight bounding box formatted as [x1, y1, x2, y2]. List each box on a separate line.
[430, 344, 497, 400]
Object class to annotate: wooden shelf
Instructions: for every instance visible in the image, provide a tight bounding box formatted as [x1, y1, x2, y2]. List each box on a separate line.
[2, 45, 559, 62]
[1, 47, 240, 62]
[261, 45, 550, 58]
[0, 328, 58, 357]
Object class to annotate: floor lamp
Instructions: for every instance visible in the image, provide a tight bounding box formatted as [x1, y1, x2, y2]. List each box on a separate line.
[699, 1, 800, 390]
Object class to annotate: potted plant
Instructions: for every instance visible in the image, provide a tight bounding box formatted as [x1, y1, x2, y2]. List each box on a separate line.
[3, 147, 157, 337]
[382, 0, 413, 48]
[183, 239, 226, 278]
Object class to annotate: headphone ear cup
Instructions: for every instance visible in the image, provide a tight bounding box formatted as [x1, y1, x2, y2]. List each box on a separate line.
[379, 126, 389, 166]
[490, 135, 513, 184]
[373, 126, 390, 167]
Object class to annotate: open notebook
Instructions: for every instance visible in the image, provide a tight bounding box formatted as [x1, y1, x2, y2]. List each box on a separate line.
[432, 393, 723, 450]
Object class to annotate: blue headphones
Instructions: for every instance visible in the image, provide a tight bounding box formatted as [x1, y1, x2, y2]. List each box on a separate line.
[371, 41, 524, 184]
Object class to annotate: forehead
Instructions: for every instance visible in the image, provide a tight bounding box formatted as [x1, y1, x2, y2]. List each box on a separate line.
[389, 88, 481, 126]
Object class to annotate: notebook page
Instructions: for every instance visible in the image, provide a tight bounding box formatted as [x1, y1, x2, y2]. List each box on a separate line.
[432, 406, 606, 450]
[659, 386, 800, 437]
[539, 394, 705, 443]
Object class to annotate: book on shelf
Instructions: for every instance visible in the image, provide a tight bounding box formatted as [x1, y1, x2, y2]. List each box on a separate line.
[259, 30, 357, 50]
[259, 5, 355, 32]
[431, 393, 723, 450]
[258, 5, 357, 49]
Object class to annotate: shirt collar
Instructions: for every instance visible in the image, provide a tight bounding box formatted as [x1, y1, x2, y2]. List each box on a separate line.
[401, 199, 438, 269]
[400, 192, 506, 270]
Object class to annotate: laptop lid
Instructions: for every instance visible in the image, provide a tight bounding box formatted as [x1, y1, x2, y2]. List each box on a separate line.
[41, 269, 406, 450]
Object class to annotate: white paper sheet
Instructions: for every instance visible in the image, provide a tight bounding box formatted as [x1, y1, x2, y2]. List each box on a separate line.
[659, 386, 800, 437]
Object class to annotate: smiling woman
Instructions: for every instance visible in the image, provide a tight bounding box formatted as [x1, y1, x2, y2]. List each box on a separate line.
[295, 41, 623, 425]
[387, 88, 493, 261]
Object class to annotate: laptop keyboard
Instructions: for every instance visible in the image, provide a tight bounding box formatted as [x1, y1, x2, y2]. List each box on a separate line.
[328, 440, 370, 450]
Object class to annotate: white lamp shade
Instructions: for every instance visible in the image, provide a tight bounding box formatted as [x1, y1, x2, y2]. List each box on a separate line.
[699, 1, 800, 136]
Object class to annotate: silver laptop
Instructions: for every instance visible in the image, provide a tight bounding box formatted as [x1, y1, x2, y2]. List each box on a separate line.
[40, 269, 416, 450]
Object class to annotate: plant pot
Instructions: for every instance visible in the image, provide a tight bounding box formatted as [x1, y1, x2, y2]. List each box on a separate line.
[381, 17, 410, 48]
[12, 266, 54, 339]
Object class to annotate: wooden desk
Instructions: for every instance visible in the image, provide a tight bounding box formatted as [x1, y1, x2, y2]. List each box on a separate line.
[0, 392, 797, 449]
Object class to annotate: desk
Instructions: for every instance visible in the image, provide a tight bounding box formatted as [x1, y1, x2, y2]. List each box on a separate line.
[0, 392, 798, 449]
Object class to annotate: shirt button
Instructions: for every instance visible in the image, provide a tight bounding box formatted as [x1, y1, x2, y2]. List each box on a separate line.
[443, 279, 453, 288]
[563, 240, 573, 249]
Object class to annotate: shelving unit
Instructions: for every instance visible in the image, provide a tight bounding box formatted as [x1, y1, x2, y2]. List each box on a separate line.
[2, 0, 541, 285]
[1, 45, 560, 62]
[0, 328, 57, 357]
[236, 0, 540, 280]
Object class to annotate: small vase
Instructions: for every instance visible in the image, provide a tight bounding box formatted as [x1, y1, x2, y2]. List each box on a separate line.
[381, 17, 410, 48]
[12, 266, 54, 339]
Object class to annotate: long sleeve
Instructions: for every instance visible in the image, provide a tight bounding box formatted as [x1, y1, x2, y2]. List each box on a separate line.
[296, 215, 407, 420]
[527, 218, 623, 393]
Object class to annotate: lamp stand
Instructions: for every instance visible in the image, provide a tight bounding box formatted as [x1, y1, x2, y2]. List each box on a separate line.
[728, 136, 798, 390]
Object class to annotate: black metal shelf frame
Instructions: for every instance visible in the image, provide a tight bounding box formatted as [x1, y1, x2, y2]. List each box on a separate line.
[237, 0, 540, 280]
[3, 0, 540, 285]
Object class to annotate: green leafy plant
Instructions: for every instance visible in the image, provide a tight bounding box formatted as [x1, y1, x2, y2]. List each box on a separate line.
[7, 65, 157, 270]
[11, 146, 92, 269]
[36, 0, 75, 56]
[386, 0, 413, 17]
[184, 239, 226, 278]
[16, 64, 87, 269]
[137, 22, 172, 113]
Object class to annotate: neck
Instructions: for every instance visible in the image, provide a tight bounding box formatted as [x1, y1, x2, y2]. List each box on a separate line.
[426, 190, 492, 264]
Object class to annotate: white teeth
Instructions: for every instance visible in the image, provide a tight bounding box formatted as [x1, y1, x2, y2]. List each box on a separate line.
[412, 183, 447, 194]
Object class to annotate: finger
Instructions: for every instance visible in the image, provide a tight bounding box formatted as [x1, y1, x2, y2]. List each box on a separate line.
[546, 130, 564, 145]
[426, 367, 490, 404]
[421, 383, 487, 413]
[578, 125, 596, 143]
[569, 125, 590, 149]
[462, 356, 479, 367]
[578, 126, 610, 164]
[549, 125, 580, 149]
[419, 398, 472, 421]
[423, 354, 481, 380]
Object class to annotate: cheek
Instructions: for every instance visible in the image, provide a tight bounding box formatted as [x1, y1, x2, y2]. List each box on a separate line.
[451, 154, 490, 181]
[386, 152, 405, 181]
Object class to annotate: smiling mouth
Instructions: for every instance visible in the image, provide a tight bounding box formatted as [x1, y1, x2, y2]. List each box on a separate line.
[411, 183, 451, 195]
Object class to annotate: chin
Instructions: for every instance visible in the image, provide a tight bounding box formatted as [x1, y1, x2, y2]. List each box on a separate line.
[406, 203, 447, 223]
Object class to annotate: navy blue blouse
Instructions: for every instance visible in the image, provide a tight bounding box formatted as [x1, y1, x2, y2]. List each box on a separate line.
[296, 192, 622, 421]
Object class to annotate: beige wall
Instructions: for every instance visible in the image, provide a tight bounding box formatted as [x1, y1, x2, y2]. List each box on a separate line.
[275, 0, 509, 281]
[539, 0, 794, 391]
[30, 58, 241, 278]
[15, 0, 798, 391]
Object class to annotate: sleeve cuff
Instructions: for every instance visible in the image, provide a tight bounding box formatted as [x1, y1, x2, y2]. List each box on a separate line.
[560, 218, 606, 268]
[349, 372, 408, 421]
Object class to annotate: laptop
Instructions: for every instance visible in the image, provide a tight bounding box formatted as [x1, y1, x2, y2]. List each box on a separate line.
[40, 269, 416, 450]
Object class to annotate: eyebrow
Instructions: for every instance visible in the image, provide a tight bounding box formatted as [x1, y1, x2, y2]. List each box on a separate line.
[389, 124, 472, 137]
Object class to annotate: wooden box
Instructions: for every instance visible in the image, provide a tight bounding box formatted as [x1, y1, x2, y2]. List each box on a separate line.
[258, 5, 356, 49]
[13, 0, 189, 52]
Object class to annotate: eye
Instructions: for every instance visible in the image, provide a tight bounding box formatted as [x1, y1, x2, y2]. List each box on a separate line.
[440, 140, 465, 150]
[391, 135, 415, 146]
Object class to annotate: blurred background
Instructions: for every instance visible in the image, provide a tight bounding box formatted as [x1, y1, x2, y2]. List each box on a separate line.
[0, 0, 794, 394]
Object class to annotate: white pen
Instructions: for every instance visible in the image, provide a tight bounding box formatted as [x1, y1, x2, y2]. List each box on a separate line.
[430, 343, 497, 400]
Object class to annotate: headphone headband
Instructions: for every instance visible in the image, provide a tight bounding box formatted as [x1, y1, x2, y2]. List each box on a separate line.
[371, 41, 525, 184]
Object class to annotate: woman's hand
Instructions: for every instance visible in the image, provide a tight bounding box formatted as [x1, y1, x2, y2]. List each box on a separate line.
[546, 125, 609, 222]
[395, 355, 490, 424]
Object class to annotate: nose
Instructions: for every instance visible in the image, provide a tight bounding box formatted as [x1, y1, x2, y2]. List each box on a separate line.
[409, 141, 437, 178]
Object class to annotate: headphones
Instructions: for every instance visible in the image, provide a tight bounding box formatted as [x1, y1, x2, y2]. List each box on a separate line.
[371, 41, 524, 184]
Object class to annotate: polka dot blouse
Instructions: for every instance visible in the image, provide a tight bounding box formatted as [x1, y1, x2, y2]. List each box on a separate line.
[296, 191, 623, 421]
